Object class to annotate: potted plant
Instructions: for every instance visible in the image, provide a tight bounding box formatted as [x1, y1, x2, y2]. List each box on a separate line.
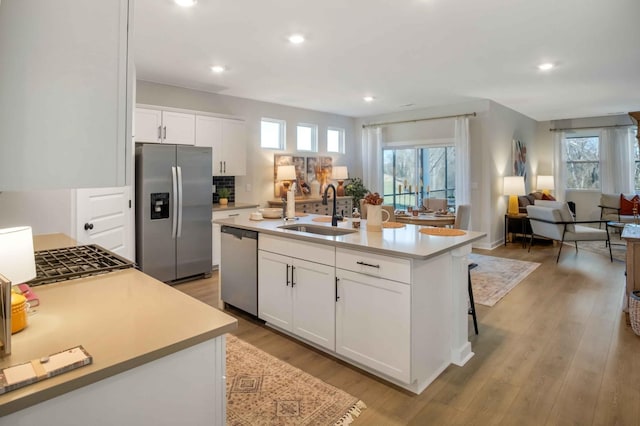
[217, 187, 231, 205]
[344, 177, 369, 208]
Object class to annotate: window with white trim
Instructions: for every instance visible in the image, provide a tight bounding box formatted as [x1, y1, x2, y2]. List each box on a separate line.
[564, 136, 600, 189]
[327, 127, 345, 153]
[296, 123, 317, 152]
[261, 118, 285, 149]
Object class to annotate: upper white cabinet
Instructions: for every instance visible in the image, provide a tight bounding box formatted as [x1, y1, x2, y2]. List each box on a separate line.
[0, 0, 133, 190]
[135, 108, 195, 145]
[196, 116, 246, 176]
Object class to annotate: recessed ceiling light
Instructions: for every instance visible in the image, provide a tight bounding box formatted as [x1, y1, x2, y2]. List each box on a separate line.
[211, 65, 225, 73]
[363, 96, 375, 102]
[538, 63, 554, 71]
[175, 0, 197, 6]
[288, 34, 305, 44]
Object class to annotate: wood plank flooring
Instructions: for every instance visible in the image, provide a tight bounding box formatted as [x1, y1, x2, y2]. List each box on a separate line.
[175, 242, 640, 425]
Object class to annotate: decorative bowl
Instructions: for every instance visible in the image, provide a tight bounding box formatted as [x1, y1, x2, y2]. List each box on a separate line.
[260, 208, 282, 219]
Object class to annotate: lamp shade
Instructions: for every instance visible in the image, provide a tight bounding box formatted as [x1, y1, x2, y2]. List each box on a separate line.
[537, 175, 555, 190]
[277, 165, 296, 181]
[503, 176, 526, 196]
[0, 226, 36, 284]
[332, 166, 348, 180]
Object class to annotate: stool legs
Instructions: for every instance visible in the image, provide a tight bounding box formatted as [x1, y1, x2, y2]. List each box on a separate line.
[468, 263, 479, 335]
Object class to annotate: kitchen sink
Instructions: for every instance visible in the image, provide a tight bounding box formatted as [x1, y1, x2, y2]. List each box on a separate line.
[277, 224, 357, 236]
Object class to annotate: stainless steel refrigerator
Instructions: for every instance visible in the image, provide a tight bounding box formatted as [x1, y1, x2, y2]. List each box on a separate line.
[135, 143, 212, 283]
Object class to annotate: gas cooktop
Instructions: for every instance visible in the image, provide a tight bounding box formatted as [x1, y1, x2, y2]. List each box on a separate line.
[28, 244, 135, 287]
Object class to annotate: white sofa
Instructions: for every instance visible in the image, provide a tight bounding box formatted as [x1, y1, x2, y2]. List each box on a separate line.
[599, 193, 639, 223]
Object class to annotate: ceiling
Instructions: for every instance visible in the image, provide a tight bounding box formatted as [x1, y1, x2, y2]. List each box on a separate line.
[134, 0, 640, 121]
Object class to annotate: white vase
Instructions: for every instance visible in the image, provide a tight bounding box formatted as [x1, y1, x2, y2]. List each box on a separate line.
[366, 204, 389, 232]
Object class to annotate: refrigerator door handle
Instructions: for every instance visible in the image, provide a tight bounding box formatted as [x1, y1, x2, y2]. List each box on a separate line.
[177, 166, 183, 238]
[171, 166, 178, 239]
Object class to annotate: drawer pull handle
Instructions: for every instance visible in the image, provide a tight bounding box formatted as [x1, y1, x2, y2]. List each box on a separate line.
[356, 261, 380, 268]
[228, 213, 240, 217]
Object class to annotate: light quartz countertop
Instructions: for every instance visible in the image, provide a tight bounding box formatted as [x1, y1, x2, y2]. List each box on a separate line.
[214, 212, 485, 260]
[622, 223, 640, 240]
[0, 234, 237, 416]
[212, 202, 259, 212]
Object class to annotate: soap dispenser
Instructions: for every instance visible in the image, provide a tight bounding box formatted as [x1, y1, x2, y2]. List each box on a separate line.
[352, 207, 361, 229]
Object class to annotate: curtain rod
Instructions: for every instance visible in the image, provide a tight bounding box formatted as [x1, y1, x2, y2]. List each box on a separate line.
[362, 112, 476, 129]
[549, 123, 635, 132]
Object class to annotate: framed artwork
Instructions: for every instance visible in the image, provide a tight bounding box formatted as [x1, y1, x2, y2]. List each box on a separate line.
[306, 156, 333, 184]
[274, 155, 306, 197]
[512, 139, 527, 181]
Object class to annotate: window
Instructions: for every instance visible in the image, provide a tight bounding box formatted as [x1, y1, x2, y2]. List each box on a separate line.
[327, 127, 345, 153]
[382, 145, 455, 210]
[261, 118, 285, 149]
[296, 123, 317, 152]
[564, 136, 600, 189]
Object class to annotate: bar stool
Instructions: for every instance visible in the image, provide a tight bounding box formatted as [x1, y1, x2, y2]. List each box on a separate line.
[468, 262, 478, 335]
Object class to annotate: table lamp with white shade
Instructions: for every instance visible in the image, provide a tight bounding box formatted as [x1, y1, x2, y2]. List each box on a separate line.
[0, 226, 37, 353]
[503, 176, 526, 216]
[332, 166, 349, 196]
[277, 165, 297, 198]
[536, 175, 555, 195]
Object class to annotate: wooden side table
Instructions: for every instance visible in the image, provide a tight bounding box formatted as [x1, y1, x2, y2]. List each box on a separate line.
[504, 213, 529, 247]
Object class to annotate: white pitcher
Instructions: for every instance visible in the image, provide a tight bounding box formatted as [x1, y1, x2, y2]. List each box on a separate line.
[366, 204, 390, 232]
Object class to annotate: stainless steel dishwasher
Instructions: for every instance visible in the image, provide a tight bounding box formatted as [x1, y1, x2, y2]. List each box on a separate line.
[220, 226, 258, 315]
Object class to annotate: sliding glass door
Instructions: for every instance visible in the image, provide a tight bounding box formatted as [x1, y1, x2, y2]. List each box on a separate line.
[382, 145, 455, 210]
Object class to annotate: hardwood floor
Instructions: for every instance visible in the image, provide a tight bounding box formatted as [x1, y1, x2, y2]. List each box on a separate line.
[175, 243, 640, 425]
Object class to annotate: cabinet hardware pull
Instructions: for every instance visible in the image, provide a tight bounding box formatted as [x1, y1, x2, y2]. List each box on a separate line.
[223, 161, 226, 173]
[356, 261, 380, 268]
[286, 264, 290, 286]
[219, 161, 223, 174]
[84, 223, 94, 231]
[163, 126, 167, 140]
[157, 125, 162, 141]
[228, 213, 239, 217]
[335, 277, 340, 301]
[291, 265, 296, 287]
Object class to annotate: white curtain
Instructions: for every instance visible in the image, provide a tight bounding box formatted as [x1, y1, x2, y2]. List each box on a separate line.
[600, 128, 634, 194]
[454, 116, 470, 205]
[552, 131, 566, 201]
[361, 126, 383, 193]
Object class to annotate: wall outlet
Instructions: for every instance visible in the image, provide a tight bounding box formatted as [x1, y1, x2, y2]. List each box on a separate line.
[212, 184, 216, 193]
[245, 183, 252, 192]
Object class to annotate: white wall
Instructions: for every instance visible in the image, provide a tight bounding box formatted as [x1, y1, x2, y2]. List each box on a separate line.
[136, 81, 358, 206]
[0, 190, 73, 235]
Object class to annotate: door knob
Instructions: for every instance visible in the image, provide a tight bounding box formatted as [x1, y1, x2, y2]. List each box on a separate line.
[84, 223, 94, 231]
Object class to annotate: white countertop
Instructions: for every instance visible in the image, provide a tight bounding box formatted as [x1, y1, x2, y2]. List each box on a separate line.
[212, 202, 259, 212]
[214, 213, 485, 260]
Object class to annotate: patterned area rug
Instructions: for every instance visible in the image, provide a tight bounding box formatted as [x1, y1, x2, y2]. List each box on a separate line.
[468, 254, 541, 307]
[226, 334, 366, 425]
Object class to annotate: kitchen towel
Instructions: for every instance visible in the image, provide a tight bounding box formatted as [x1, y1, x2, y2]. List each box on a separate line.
[286, 190, 296, 219]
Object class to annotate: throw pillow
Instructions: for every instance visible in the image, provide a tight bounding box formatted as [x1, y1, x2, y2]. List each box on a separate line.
[619, 194, 640, 215]
[541, 193, 556, 201]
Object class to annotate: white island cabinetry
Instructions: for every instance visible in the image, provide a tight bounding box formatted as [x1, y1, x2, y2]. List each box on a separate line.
[258, 235, 336, 351]
[335, 248, 411, 383]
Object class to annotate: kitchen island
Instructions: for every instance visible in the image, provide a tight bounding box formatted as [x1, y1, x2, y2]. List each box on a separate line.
[0, 234, 237, 425]
[214, 213, 485, 394]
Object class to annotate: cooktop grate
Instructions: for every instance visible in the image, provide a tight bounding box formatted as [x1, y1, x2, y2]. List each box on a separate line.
[28, 244, 135, 287]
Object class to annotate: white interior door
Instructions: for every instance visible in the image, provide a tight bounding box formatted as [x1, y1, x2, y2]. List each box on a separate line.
[75, 186, 133, 261]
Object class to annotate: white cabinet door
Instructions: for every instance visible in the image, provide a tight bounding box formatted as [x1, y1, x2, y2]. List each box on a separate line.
[258, 250, 293, 331]
[220, 119, 247, 176]
[335, 269, 411, 383]
[135, 108, 162, 143]
[195, 115, 223, 174]
[292, 259, 336, 351]
[75, 186, 133, 261]
[0, 0, 131, 190]
[162, 111, 195, 145]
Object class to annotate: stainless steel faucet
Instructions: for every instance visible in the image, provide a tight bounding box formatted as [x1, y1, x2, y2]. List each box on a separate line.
[322, 184, 342, 226]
